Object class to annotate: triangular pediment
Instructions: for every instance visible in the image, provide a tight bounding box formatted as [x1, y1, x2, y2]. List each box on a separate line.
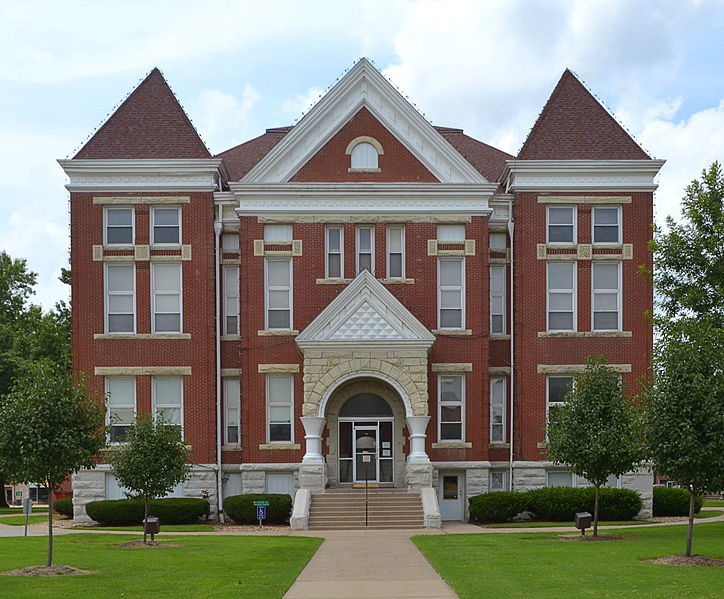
[296, 271, 435, 351]
[242, 58, 487, 184]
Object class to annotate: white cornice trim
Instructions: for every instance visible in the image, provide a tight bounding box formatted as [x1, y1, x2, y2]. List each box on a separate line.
[241, 59, 487, 185]
[58, 158, 227, 192]
[231, 182, 496, 217]
[502, 159, 665, 192]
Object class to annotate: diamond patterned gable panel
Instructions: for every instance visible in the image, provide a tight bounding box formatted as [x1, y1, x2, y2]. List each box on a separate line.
[329, 301, 403, 340]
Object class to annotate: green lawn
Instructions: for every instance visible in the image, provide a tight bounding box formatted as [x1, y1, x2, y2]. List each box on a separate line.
[414, 522, 724, 599]
[0, 507, 48, 515]
[77, 523, 216, 532]
[0, 533, 322, 598]
[703, 500, 724, 507]
[485, 519, 656, 528]
[0, 514, 52, 526]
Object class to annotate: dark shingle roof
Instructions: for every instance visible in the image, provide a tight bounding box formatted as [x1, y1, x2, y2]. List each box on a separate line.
[75, 68, 211, 159]
[517, 69, 649, 160]
[436, 127, 514, 181]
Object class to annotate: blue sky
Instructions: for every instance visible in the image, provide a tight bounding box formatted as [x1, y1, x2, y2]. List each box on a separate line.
[2, 0, 724, 309]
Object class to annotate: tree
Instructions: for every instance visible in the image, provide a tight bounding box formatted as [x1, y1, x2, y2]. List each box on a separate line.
[546, 356, 644, 537]
[644, 317, 724, 557]
[110, 413, 191, 542]
[648, 162, 724, 324]
[0, 361, 106, 566]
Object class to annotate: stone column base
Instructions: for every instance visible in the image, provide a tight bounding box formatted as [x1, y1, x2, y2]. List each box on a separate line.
[405, 462, 433, 490]
[298, 462, 328, 492]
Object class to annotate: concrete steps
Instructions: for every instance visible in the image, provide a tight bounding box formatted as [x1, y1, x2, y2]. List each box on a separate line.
[308, 488, 424, 530]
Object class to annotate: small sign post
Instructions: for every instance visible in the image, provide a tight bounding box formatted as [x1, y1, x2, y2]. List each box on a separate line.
[23, 497, 32, 537]
[253, 500, 270, 530]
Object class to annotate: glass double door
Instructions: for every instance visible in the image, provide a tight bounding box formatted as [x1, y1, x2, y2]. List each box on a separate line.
[339, 420, 393, 484]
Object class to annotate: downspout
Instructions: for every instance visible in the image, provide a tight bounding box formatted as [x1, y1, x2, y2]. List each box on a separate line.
[507, 200, 515, 491]
[214, 207, 224, 522]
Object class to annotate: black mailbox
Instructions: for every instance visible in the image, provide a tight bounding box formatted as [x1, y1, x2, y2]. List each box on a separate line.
[575, 511, 592, 535]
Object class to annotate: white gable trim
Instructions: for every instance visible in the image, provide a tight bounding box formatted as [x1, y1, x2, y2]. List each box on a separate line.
[242, 59, 487, 185]
[296, 270, 435, 352]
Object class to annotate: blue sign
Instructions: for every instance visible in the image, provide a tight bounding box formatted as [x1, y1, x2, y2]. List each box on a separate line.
[257, 505, 267, 520]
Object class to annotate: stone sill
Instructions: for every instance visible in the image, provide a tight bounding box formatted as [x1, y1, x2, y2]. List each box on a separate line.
[258, 329, 299, 336]
[221, 445, 241, 451]
[489, 334, 511, 341]
[259, 443, 301, 450]
[94, 333, 191, 340]
[537, 442, 548, 449]
[378, 278, 415, 285]
[220, 335, 241, 341]
[347, 167, 381, 173]
[432, 442, 472, 449]
[489, 443, 510, 449]
[432, 329, 472, 336]
[316, 277, 353, 284]
[538, 331, 632, 338]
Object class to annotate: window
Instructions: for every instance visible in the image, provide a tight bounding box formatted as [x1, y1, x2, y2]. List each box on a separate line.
[490, 378, 506, 443]
[592, 262, 621, 331]
[264, 224, 292, 242]
[490, 265, 506, 334]
[221, 232, 239, 250]
[350, 143, 378, 169]
[490, 471, 506, 492]
[326, 226, 343, 278]
[438, 258, 465, 329]
[437, 224, 465, 242]
[152, 263, 182, 333]
[547, 262, 575, 331]
[489, 232, 506, 250]
[439, 374, 464, 441]
[387, 225, 405, 278]
[546, 376, 573, 427]
[223, 266, 239, 336]
[593, 207, 620, 244]
[547, 471, 573, 487]
[356, 226, 374, 274]
[547, 206, 575, 243]
[106, 377, 135, 443]
[224, 377, 240, 445]
[151, 207, 180, 245]
[105, 207, 134, 245]
[265, 258, 292, 329]
[267, 374, 293, 443]
[105, 264, 135, 333]
[153, 377, 183, 438]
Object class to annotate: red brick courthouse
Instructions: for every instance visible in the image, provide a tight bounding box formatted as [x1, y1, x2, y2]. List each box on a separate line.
[60, 59, 662, 526]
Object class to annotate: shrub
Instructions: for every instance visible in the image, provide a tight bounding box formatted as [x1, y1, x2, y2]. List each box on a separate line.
[223, 494, 292, 524]
[526, 487, 642, 521]
[653, 487, 703, 516]
[468, 491, 528, 523]
[85, 497, 209, 525]
[52, 497, 73, 518]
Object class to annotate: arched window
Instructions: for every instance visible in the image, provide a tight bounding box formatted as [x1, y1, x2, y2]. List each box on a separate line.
[351, 143, 379, 169]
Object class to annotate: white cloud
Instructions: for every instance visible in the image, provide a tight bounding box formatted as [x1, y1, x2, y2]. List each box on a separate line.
[281, 87, 327, 123]
[190, 85, 261, 153]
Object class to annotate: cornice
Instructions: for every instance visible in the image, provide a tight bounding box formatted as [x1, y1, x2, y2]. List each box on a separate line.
[502, 159, 665, 192]
[58, 158, 227, 192]
[231, 182, 496, 217]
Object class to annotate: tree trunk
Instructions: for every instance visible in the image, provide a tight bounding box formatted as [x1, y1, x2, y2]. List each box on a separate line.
[0, 478, 8, 508]
[143, 497, 149, 544]
[686, 486, 696, 557]
[47, 486, 54, 567]
[593, 484, 600, 538]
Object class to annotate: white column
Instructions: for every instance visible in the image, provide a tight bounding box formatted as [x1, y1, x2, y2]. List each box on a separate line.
[300, 416, 326, 463]
[406, 415, 431, 463]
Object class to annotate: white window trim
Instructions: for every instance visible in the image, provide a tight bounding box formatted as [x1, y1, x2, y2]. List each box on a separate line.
[325, 226, 344, 279]
[266, 374, 294, 444]
[152, 377, 184, 439]
[490, 265, 506, 335]
[264, 258, 293, 330]
[105, 377, 136, 444]
[490, 377, 506, 443]
[438, 373, 465, 442]
[545, 375, 575, 440]
[151, 206, 181, 246]
[224, 377, 241, 446]
[592, 262, 622, 332]
[546, 262, 576, 332]
[356, 225, 375, 275]
[592, 205, 622, 245]
[103, 206, 135, 246]
[489, 470, 506, 492]
[104, 263, 136, 334]
[223, 266, 240, 336]
[546, 205, 577, 245]
[151, 263, 183, 334]
[386, 225, 405, 279]
[437, 257, 466, 330]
